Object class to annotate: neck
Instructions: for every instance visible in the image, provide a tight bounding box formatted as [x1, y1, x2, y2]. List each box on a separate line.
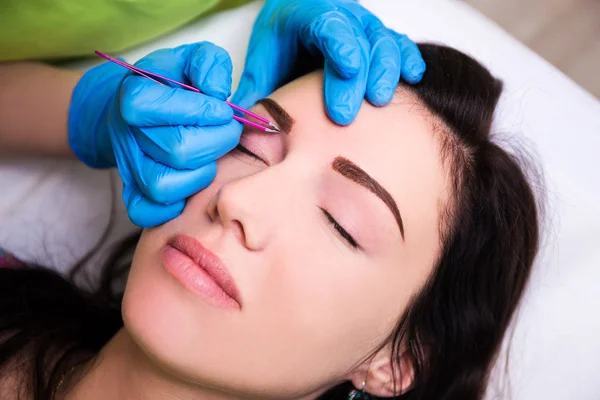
[64, 329, 240, 400]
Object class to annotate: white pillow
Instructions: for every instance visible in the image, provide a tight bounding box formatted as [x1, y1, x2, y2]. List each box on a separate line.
[1, 1, 599, 398]
[0, 157, 113, 270]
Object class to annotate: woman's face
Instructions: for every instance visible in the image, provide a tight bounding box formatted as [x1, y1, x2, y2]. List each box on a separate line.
[123, 71, 450, 398]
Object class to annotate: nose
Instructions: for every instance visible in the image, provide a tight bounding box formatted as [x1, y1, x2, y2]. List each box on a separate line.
[206, 184, 264, 251]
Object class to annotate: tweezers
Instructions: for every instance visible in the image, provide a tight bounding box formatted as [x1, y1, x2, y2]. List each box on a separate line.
[95, 51, 280, 133]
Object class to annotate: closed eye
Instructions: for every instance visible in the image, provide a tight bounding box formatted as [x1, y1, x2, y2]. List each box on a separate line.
[320, 207, 360, 250]
[234, 144, 265, 164]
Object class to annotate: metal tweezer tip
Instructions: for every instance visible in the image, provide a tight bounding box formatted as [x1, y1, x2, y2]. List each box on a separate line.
[267, 123, 281, 133]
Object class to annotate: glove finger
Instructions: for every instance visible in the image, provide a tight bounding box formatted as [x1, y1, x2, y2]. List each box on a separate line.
[122, 183, 185, 228]
[230, 32, 286, 109]
[323, 59, 368, 126]
[185, 42, 233, 101]
[322, 16, 371, 126]
[390, 32, 426, 84]
[363, 17, 401, 107]
[301, 9, 362, 79]
[110, 136, 183, 227]
[120, 76, 233, 127]
[134, 120, 243, 170]
[134, 154, 217, 205]
[133, 43, 207, 82]
[110, 122, 218, 205]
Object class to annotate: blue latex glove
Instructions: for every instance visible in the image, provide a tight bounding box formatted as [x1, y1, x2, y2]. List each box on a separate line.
[68, 42, 242, 228]
[231, 0, 426, 125]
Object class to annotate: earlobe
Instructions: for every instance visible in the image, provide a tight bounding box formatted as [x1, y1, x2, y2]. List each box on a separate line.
[350, 347, 415, 398]
[370, 353, 414, 397]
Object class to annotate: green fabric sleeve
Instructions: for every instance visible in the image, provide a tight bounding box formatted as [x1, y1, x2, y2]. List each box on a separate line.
[0, 0, 254, 61]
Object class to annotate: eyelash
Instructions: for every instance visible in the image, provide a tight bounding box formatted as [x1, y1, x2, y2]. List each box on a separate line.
[320, 207, 359, 249]
[236, 144, 359, 250]
[235, 144, 263, 163]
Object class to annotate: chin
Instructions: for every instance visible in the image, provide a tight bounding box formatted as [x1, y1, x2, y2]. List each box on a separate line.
[120, 235, 339, 399]
[122, 249, 198, 373]
[122, 269, 324, 399]
[120, 241, 249, 393]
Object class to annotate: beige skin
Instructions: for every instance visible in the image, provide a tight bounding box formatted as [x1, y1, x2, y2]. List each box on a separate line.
[0, 62, 81, 158]
[65, 71, 451, 400]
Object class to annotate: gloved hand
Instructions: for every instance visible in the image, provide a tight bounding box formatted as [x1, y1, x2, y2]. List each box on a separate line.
[231, 0, 426, 125]
[68, 42, 242, 228]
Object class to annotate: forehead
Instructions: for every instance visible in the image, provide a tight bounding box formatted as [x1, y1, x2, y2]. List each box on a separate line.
[268, 71, 451, 256]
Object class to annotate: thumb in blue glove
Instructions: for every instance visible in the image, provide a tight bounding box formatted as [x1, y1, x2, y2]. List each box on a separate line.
[69, 42, 243, 228]
[231, 0, 426, 126]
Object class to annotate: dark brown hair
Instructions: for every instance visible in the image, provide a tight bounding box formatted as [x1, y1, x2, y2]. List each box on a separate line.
[0, 43, 539, 400]
[321, 43, 540, 399]
[398, 44, 538, 399]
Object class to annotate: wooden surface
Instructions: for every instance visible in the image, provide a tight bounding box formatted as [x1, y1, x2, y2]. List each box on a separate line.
[462, 0, 600, 98]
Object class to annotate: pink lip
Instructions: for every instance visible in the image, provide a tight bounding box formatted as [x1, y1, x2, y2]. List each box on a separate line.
[161, 234, 241, 310]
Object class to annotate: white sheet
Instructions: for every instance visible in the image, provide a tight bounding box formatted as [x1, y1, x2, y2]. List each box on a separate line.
[1, 1, 599, 398]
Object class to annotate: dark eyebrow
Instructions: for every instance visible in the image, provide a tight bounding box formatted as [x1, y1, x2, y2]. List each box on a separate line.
[256, 98, 295, 134]
[332, 156, 405, 240]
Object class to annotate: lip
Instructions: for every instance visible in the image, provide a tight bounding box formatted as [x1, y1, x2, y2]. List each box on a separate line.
[161, 234, 241, 310]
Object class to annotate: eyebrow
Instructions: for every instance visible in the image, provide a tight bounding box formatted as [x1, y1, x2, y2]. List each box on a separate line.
[257, 98, 295, 134]
[332, 157, 405, 240]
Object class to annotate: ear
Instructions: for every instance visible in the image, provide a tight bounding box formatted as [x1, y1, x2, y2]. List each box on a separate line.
[348, 345, 414, 397]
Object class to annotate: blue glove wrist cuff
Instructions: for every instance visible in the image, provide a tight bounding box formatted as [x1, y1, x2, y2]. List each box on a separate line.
[68, 61, 127, 168]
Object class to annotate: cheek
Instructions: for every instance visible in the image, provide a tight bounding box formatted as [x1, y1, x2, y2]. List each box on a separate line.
[215, 153, 264, 182]
[182, 155, 264, 213]
[259, 230, 407, 367]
